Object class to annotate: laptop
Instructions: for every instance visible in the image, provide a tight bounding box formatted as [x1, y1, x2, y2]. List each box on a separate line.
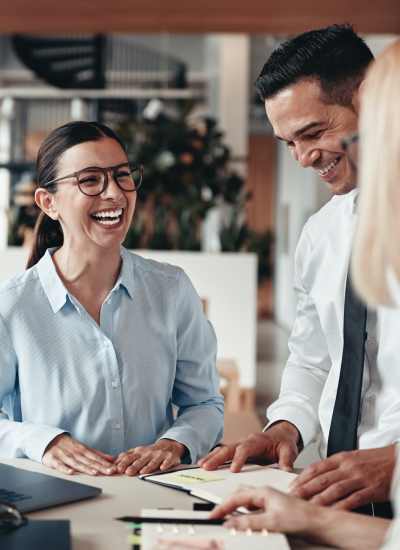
[0, 463, 101, 512]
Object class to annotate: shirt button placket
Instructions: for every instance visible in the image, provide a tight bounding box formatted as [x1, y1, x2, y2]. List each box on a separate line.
[103, 296, 124, 452]
[105, 342, 123, 451]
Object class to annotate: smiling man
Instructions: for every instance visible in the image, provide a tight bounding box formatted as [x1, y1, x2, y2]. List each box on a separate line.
[267, 78, 358, 195]
[199, 25, 398, 518]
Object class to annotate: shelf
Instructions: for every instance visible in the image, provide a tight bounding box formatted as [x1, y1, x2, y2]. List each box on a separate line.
[0, 87, 204, 100]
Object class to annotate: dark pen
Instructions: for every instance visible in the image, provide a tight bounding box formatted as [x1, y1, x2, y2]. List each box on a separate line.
[117, 516, 225, 525]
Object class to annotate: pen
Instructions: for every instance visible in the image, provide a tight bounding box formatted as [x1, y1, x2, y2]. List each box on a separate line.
[117, 516, 225, 525]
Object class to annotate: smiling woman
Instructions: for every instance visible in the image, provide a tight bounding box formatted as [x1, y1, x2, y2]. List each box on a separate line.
[0, 120, 223, 477]
[28, 123, 139, 269]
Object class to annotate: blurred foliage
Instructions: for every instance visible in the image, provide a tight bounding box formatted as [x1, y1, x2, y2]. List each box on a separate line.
[119, 100, 274, 281]
[219, 202, 274, 281]
[7, 175, 39, 246]
[7, 101, 274, 282]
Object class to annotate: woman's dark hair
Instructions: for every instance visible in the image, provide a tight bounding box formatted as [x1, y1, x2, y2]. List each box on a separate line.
[27, 120, 128, 269]
[255, 24, 374, 106]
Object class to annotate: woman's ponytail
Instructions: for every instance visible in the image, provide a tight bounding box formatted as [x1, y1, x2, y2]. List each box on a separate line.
[26, 212, 63, 269]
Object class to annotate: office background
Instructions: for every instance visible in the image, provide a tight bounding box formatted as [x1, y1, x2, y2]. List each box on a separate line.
[0, 1, 398, 444]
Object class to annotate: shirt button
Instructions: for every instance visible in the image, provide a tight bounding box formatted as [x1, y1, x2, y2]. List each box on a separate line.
[112, 381, 119, 389]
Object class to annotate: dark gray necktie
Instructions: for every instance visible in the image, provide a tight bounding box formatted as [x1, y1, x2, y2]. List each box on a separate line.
[327, 273, 367, 455]
[326, 275, 393, 519]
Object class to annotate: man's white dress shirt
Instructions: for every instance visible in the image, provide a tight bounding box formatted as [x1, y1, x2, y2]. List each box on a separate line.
[267, 189, 400, 457]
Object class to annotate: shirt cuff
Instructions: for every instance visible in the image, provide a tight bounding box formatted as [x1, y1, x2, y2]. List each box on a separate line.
[158, 429, 199, 464]
[22, 425, 68, 463]
[266, 405, 317, 448]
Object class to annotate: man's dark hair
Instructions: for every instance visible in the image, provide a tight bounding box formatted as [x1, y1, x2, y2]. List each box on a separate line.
[255, 24, 373, 106]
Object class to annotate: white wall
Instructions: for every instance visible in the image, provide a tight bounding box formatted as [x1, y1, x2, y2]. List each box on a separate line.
[0, 248, 258, 389]
[206, 34, 249, 171]
[274, 143, 331, 329]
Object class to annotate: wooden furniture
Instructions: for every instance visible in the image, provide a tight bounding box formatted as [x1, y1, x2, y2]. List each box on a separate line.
[0, 1, 398, 33]
[217, 358, 241, 413]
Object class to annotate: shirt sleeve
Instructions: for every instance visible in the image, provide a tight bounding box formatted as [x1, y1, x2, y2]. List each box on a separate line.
[0, 313, 66, 462]
[266, 225, 332, 447]
[159, 270, 224, 463]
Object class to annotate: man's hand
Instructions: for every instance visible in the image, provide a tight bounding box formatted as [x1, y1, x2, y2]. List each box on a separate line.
[115, 439, 186, 476]
[42, 434, 117, 476]
[290, 445, 396, 510]
[198, 421, 301, 473]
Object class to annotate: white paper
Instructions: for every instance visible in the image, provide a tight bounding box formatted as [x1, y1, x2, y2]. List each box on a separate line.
[143, 464, 297, 506]
[139, 509, 290, 550]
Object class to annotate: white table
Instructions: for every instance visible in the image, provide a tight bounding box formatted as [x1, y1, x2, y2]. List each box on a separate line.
[2, 459, 331, 549]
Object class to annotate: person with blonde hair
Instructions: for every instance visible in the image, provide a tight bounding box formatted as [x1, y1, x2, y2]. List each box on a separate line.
[210, 38, 400, 549]
[352, 40, 400, 307]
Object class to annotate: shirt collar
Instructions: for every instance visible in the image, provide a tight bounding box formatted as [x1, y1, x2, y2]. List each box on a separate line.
[118, 247, 135, 299]
[36, 248, 69, 313]
[36, 247, 135, 313]
[387, 268, 400, 307]
[351, 188, 359, 214]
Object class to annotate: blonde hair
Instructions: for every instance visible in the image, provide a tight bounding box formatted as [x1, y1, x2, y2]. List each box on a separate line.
[352, 40, 400, 307]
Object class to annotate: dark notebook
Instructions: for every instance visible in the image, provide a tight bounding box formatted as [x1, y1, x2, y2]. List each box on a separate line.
[0, 520, 71, 550]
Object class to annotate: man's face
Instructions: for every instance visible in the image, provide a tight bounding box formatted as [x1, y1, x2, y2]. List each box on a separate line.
[265, 78, 359, 195]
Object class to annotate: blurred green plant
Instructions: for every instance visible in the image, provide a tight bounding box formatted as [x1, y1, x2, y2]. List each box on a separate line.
[119, 101, 274, 281]
[7, 101, 273, 282]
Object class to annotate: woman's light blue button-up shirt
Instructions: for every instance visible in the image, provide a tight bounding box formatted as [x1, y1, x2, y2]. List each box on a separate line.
[0, 247, 224, 463]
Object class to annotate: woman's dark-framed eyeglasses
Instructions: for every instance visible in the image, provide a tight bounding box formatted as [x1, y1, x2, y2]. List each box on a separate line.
[42, 163, 143, 197]
[341, 133, 359, 171]
[0, 501, 27, 533]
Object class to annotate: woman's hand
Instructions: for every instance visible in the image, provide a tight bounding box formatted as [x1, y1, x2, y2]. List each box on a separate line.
[210, 486, 390, 550]
[210, 486, 320, 535]
[42, 434, 117, 476]
[115, 439, 187, 476]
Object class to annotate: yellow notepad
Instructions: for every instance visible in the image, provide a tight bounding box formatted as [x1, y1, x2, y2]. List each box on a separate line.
[140, 464, 297, 507]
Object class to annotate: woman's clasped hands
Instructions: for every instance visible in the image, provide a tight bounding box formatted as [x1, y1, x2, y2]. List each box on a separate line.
[42, 434, 186, 476]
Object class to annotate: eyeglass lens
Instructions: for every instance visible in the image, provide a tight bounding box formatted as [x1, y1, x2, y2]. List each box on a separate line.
[77, 165, 141, 196]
